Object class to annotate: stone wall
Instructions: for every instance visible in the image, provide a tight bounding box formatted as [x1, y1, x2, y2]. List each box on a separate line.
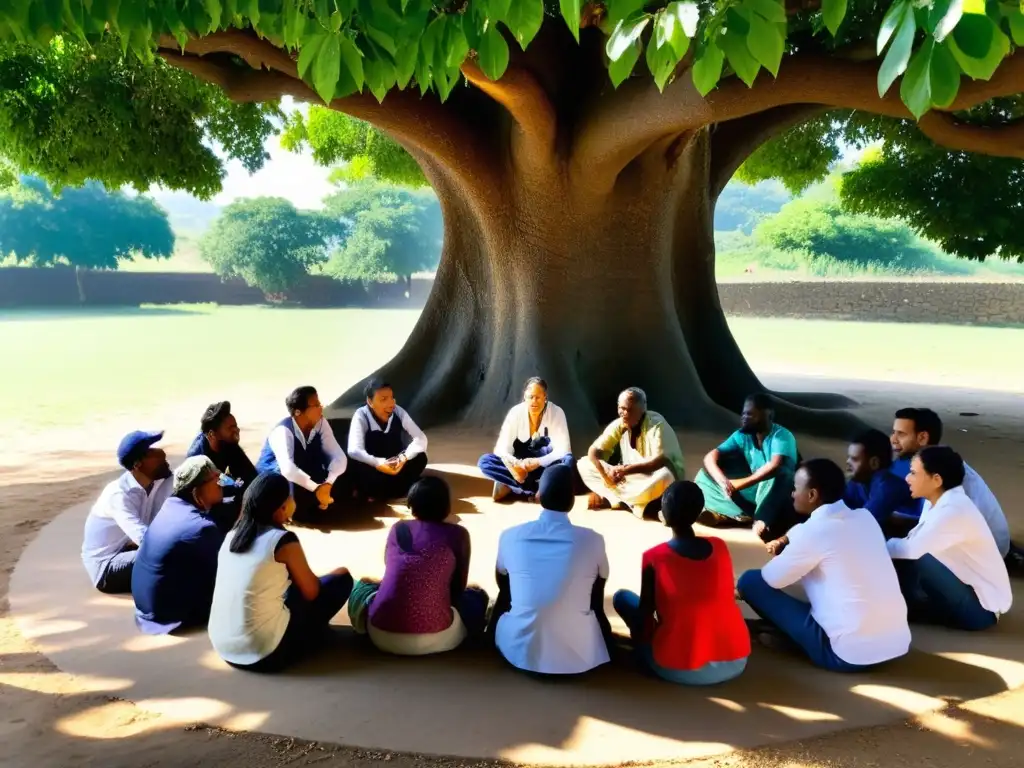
[717, 280, 1024, 325]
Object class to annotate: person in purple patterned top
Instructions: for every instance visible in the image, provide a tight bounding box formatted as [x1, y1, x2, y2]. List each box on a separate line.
[352, 476, 489, 655]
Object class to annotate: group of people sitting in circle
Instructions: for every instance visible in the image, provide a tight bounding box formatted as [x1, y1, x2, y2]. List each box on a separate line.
[79, 375, 1016, 681]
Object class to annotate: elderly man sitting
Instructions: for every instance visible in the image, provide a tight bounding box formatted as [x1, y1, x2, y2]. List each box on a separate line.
[577, 388, 684, 519]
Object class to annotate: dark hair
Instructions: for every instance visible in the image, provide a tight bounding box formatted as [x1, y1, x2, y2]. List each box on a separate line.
[523, 377, 548, 394]
[745, 392, 773, 411]
[407, 476, 450, 522]
[798, 458, 846, 504]
[200, 401, 232, 433]
[363, 377, 392, 401]
[894, 407, 943, 445]
[661, 481, 705, 533]
[917, 446, 965, 490]
[851, 429, 893, 469]
[286, 386, 318, 414]
[230, 472, 292, 554]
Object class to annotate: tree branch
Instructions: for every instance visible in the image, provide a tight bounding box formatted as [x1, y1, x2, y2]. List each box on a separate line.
[916, 112, 1024, 158]
[461, 58, 557, 151]
[709, 105, 824, 198]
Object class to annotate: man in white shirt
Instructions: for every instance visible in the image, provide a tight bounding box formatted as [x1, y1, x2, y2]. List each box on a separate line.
[82, 430, 173, 593]
[347, 378, 428, 502]
[488, 464, 613, 676]
[889, 446, 1012, 631]
[255, 386, 348, 521]
[737, 459, 910, 672]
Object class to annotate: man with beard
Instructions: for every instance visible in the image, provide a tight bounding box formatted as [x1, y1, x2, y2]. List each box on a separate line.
[186, 401, 258, 491]
[82, 430, 173, 593]
[347, 379, 429, 502]
[696, 393, 798, 541]
[843, 429, 913, 532]
[578, 387, 684, 519]
[890, 408, 1020, 570]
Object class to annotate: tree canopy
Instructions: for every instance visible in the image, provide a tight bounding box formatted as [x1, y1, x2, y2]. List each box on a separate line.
[324, 180, 442, 282]
[199, 196, 338, 292]
[0, 175, 174, 268]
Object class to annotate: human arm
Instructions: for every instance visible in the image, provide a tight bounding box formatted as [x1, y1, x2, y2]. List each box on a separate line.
[862, 476, 913, 526]
[733, 454, 786, 492]
[397, 407, 428, 460]
[493, 407, 518, 458]
[275, 537, 321, 601]
[450, 525, 471, 606]
[637, 563, 657, 643]
[760, 525, 823, 589]
[267, 425, 320, 492]
[347, 410, 385, 467]
[536, 406, 572, 468]
[588, 422, 623, 485]
[734, 429, 796, 491]
[319, 419, 349, 484]
[622, 419, 670, 476]
[887, 506, 967, 561]
[109, 486, 151, 545]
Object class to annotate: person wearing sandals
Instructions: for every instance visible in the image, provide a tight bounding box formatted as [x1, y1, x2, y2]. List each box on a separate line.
[614, 480, 749, 684]
[477, 377, 573, 503]
[208, 472, 353, 672]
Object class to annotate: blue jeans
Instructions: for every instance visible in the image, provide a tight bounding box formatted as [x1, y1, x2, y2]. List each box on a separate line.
[477, 452, 575, 496]
[737, 570, 871, 673]
[895, 554, 997, 631]
[612, 589, 747, 685]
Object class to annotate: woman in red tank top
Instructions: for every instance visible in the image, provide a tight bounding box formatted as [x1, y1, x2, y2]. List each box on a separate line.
[613, 481, 750, 684]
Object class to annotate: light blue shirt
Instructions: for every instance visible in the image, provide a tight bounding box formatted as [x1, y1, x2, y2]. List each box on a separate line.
[495, 510, 610, 674]
[717, 423, 798, 473]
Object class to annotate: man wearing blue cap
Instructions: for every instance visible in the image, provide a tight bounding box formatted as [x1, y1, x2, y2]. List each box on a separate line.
[488, 463, 613, 676]
[81, 430, 173, 593]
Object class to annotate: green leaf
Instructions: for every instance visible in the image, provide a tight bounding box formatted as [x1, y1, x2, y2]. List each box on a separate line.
[746, 12, 784, 75]
[444, 19, 469, 68]
[338, 35, 365, 91]
[420, 14, 445, 66]
[1008, 9, 1024, 46]
[203, 0, 224, 30]
[719, 25, 760, 86]
[298, 31, 328, 79]
[926, 0, 961, 40]
[877, 3, 915, 95]
[608, 38, 640, 85]
[948, 20, 1008, 78]
[666, 0, 700, 36]
[655, 8, 692, 59]
[116, 0, 145, 34]
[929, 39, 960, 107]
[329, 9, 342, 31]
[645, 38, 678, 90]
[242, 0, 259, 28]
[283, 1, 306, 45]
[691, 38, 724, 94]
[725, 6, 752, 35]
[607, 13, 650, 61]
[952, 12, 993, 57]
[487, 0, 512, 22]
[560, 0, 581, 41]
[313, 33, 341, 102]
[745, 0, 786, 23]
[394, 31, 420, 87]
[900, 38, 933, 118]
[364, 52, 396, 101]
[877, 0, 908, 55]
[504, 0, 543, 48]
[603, 0, 646, 32]
[822, 0, 847, 35]
[477, 23, 509, 78]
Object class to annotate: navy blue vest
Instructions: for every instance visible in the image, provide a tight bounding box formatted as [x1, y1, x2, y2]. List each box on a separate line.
[256, 417, 330, 484]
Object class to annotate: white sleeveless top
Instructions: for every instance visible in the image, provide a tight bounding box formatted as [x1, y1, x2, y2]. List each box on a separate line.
[208, 527, 292, 665]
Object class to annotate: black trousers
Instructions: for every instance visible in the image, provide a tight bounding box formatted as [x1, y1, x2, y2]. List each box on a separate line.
[349, 453, 428, 501]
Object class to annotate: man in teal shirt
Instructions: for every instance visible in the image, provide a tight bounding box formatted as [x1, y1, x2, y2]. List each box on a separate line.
[695, 394, 798, 541]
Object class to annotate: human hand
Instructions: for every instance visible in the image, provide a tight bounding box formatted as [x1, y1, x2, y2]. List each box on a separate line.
[609, 466, 627, 485]
[752, 520, 769, 540]
[718, 478, 736, 497]
[765, 537, 788, 557]
[393, 454, 408, 473]
[510, 463, 530, 484]
[315, 483, 334, 510]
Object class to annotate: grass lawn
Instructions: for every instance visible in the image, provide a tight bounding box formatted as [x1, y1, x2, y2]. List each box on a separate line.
[2, 306, 1021, 441]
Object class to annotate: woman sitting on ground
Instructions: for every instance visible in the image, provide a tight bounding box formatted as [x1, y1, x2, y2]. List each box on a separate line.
[477, 377, 573, 502]
[208, 472, 354, 672]
[349, 476, 489, 655]
[614, 480, 750, 685]
[889, 446, 1012, 630]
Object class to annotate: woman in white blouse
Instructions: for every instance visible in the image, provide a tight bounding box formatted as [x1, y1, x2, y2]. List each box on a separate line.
[477, 377, 573, 502]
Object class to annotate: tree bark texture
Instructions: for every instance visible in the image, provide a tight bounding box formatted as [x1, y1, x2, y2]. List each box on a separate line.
[157, 26, 1024, 437]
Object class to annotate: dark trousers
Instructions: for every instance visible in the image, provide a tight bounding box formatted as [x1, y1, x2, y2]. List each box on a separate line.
[291, 480, 350, 523]
[96, 545, 138, 594]
[233, 572, 355, 673]
[478, 453, 575, 496]
[895, 555, 997, 631]
[349, 453, 428, 501]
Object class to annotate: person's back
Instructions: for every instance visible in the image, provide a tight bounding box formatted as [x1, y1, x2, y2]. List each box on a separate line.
[786, 504, 909, 663]
[208, 526, 292, 665]
[644, 538, 749, 671]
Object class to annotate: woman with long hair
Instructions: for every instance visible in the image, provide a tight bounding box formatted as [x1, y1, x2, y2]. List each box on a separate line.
[208, 472, 353, 672]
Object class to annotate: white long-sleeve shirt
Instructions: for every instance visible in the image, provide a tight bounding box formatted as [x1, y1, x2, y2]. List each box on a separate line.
[888, 485, 1012, 615]
[493, 402, 571, 468]
[920, 462, 1010, 558]
[81, 472, 172, 586]
[762, 501, 911, 666]
[347, 404, 428, 467]
[267, 417, 347, 493]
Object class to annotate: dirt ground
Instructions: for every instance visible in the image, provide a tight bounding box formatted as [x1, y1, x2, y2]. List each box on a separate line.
[2, 374, 1023, 768]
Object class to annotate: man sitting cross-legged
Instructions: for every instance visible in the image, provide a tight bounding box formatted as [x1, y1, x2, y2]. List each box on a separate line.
[347, 378, 429, 502]
[577, 387, 684, 519]
[737, 459, 911, 672]
[186, 400, 258, 530]
[843, 429, 914, 534]
[255, 385, 348, 521]
[695, 393, 798, 542]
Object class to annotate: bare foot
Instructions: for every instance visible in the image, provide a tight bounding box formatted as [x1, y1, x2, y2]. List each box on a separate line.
[492, 482, 513, 502]
[587, 492, 610, 510]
